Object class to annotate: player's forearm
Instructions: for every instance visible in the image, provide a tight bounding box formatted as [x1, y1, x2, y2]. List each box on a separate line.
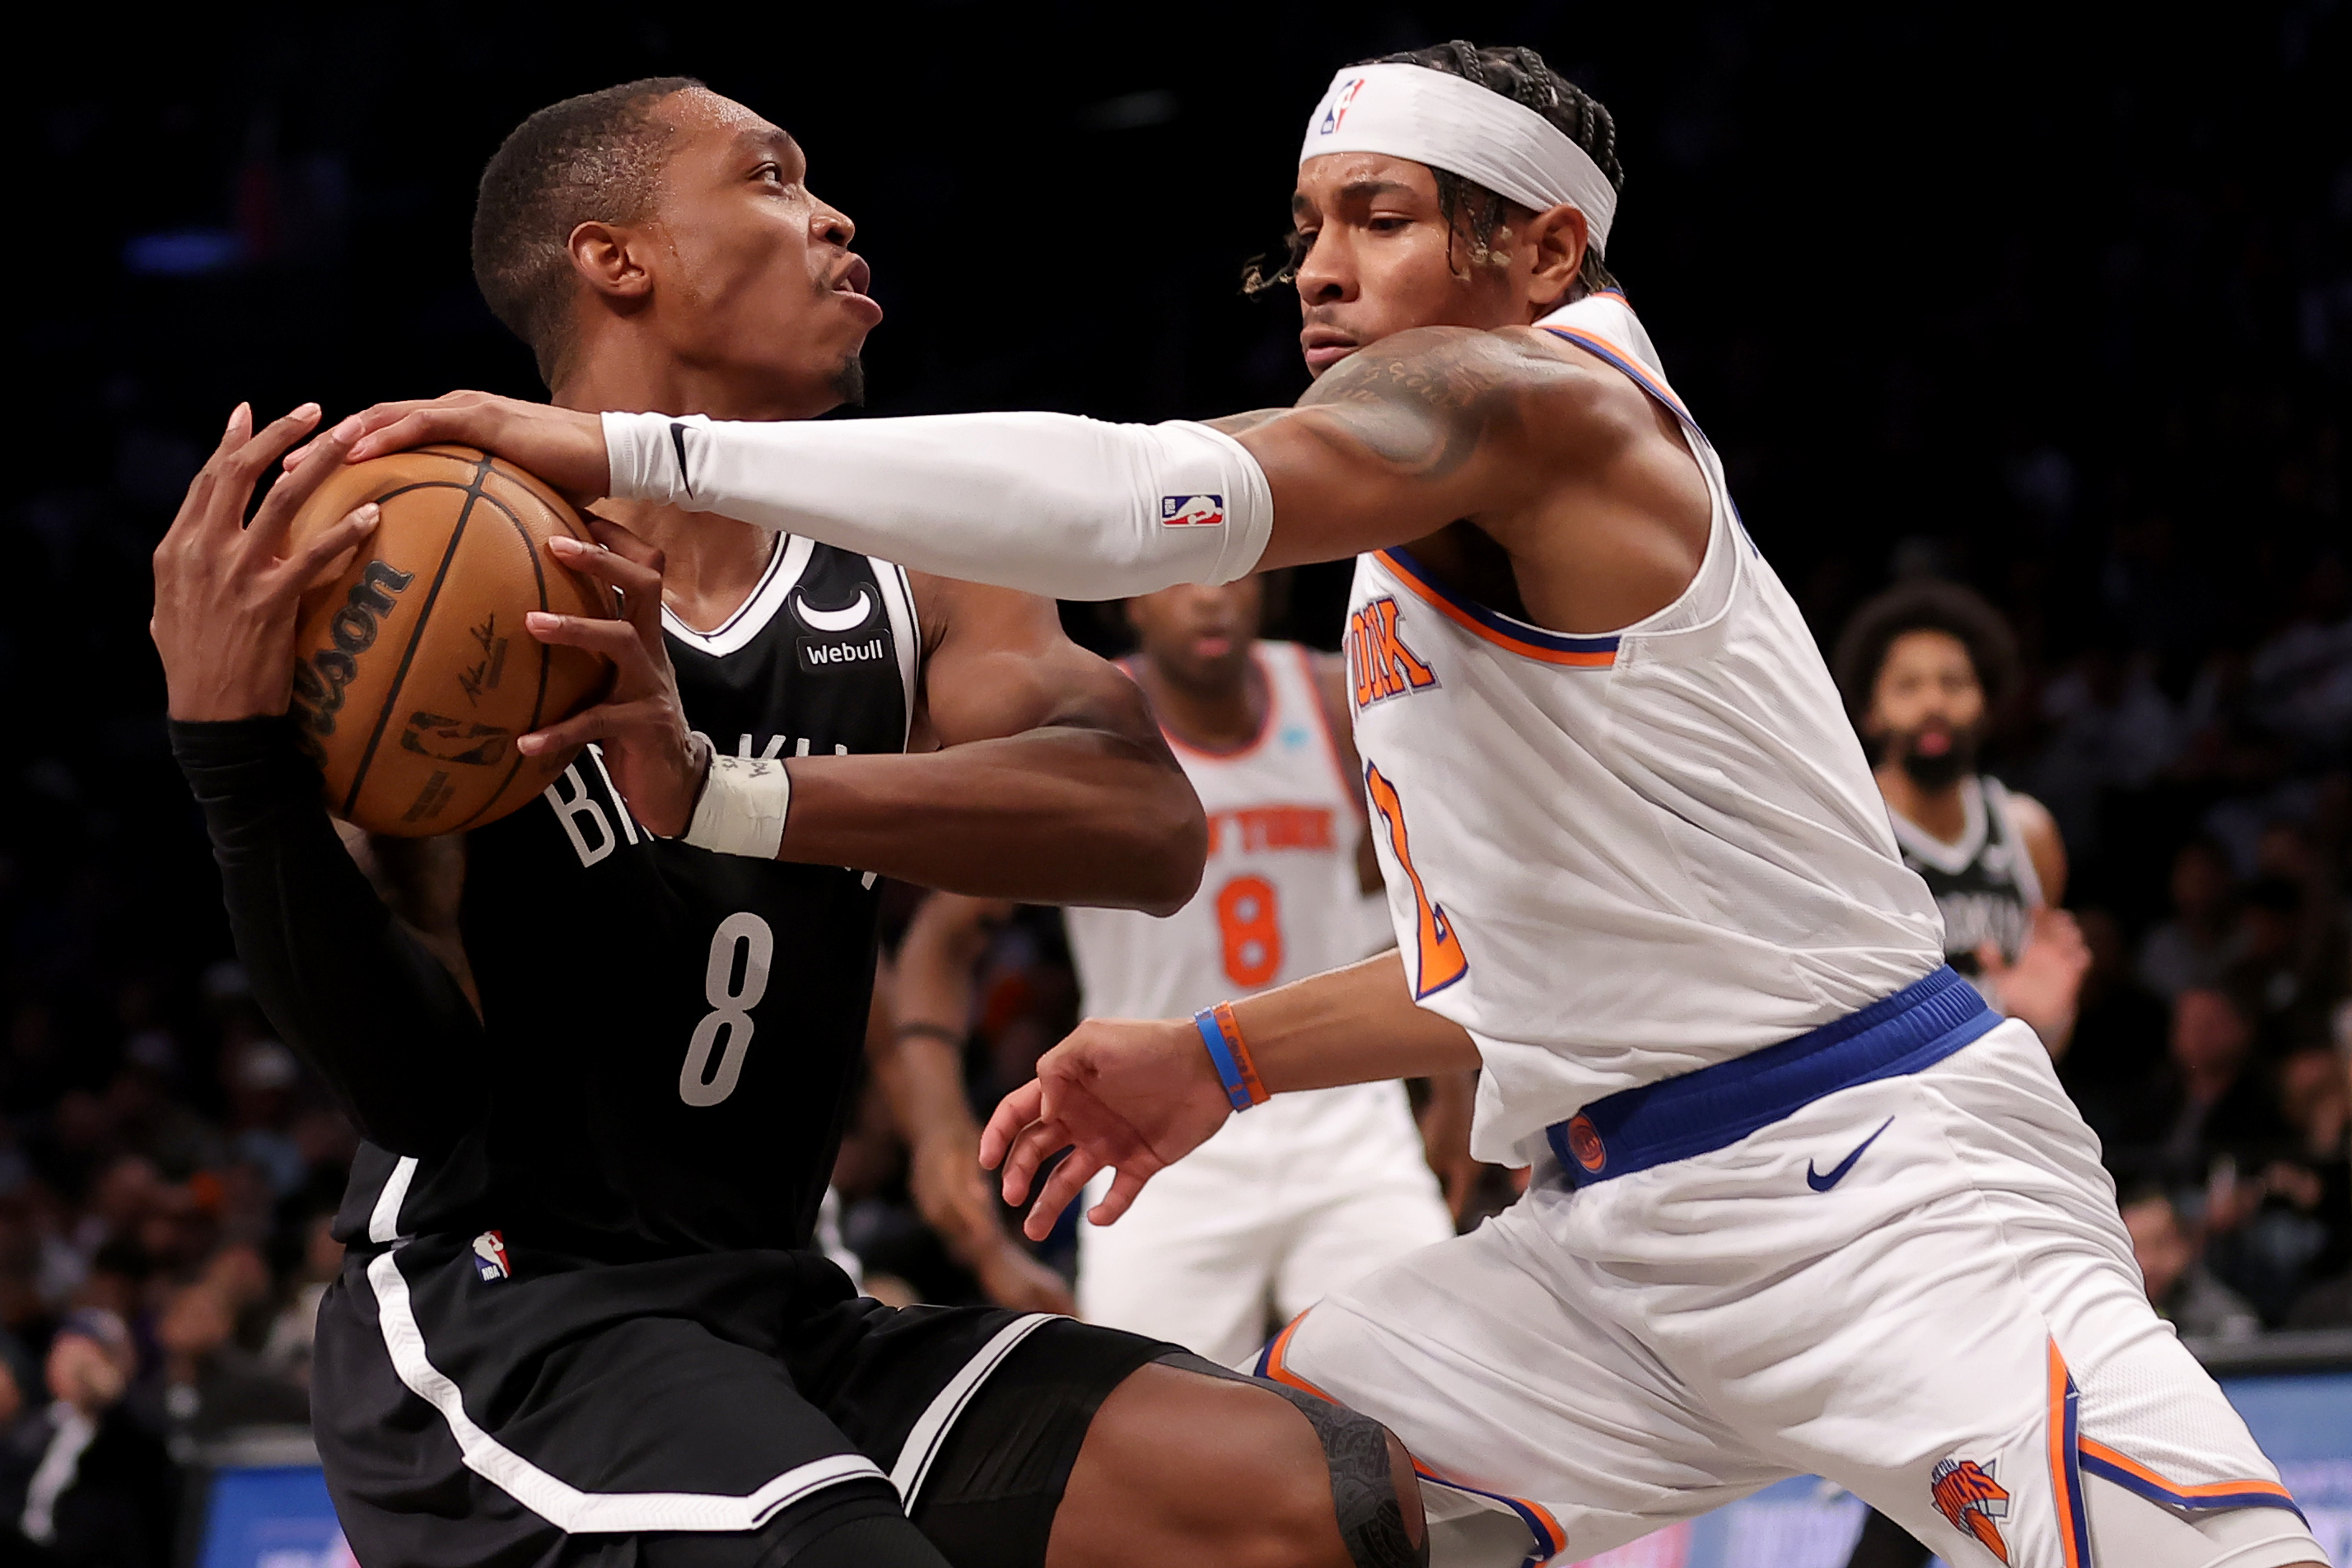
[782, 729, 1206, 913]
[170, 717, 480, 1156]
[604, 411, 1272, 600]
[1226, 951, 1482, 1091]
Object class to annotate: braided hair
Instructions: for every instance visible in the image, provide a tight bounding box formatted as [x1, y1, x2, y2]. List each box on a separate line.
[1246, 41, 1624, 299]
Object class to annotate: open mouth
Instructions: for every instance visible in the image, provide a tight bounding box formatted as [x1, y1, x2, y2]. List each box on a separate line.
[834, 255, 873, 297]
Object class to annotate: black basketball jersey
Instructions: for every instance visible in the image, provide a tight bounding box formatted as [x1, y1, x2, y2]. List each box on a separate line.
[339, 538, 921, 1261]
[1889, 774, 2044, 977]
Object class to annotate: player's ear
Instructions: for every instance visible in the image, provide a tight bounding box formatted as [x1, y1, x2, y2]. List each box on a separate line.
[568, 220, 654, 305]
[1523, 203, 1587, 314]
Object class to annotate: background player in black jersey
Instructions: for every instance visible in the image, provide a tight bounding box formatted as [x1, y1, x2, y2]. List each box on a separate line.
[151, 79, 1425, 1568]
[1832, 581, 2095, 1568]
[1834, 579, 2092, 1052]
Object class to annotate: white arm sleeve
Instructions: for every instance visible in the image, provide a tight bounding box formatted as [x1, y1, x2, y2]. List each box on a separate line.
[603, 409, 1272, 600]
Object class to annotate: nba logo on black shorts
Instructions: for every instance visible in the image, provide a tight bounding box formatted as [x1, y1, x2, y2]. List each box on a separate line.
[472, 1230, 511, 1282]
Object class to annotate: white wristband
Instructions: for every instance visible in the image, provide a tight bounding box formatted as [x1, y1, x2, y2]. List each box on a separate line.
[683, 753, 791, 859]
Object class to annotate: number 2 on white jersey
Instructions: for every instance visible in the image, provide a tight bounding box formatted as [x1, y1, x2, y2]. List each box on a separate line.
[1364, 763, 1468, 998]
[680, 912, 774, 1106]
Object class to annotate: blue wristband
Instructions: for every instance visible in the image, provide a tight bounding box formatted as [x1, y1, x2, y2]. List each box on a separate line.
[1194, 1007, 1258, 1113]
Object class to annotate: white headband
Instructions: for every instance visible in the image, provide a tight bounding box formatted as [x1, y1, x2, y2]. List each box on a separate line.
[1299, 63, 1617, 257]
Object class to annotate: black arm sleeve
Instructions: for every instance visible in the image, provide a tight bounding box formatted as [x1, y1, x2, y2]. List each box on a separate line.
[170, 716, 480, 1155]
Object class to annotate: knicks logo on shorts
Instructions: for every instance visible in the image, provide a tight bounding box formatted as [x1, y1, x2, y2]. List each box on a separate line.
[1346, 597, 1437, 709]
[1564, 1115, 1607, 1174]
[1930, 1456, 2011, 1562]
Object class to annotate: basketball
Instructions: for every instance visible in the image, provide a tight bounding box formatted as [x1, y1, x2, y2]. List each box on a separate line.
[282, 445, 617, 836]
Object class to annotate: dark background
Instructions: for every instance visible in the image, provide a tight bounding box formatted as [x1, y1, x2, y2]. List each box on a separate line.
[2, 6, 2350, 1556]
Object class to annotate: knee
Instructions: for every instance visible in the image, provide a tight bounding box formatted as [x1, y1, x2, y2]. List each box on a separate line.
[1206, 1402, 1427, 1568]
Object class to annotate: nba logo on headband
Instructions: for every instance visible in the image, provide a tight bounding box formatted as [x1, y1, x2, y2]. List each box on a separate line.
[1319, 77, 1365, 137]
[1298, 63, 1618, 257]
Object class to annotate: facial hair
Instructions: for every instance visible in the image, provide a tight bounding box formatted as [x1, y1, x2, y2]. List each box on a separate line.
[1894, 724, 1980, 791]
[830, 353, 866, 408]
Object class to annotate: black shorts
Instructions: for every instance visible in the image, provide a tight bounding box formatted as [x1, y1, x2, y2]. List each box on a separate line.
[314, 1230, 1174, 1568]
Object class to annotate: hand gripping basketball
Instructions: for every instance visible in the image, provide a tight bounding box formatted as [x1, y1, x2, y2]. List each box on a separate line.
[520, 522, 708, 839]
[295, 393, 612, 506]
[152, 403, 386, 722]
[980, 1015, 1236, 1242]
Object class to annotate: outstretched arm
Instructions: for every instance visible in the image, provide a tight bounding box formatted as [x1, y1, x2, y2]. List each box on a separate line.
[327, 327, 1607, 594]
[979, 951, 1478, 1240]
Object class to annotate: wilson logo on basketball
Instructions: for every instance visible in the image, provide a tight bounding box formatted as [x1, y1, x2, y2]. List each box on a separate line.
[290, 559, 416, 741]
[1929, 1456, 2010, 1562]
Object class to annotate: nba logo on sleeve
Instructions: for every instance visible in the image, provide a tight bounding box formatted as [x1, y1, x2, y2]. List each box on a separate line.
[1160, 495, 1225, 527]
[472, 1230, 512, 1282]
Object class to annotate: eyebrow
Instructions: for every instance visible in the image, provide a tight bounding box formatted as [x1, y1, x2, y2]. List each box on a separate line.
[732, 126, 800, 164]
[1292, 178, 1418, 216]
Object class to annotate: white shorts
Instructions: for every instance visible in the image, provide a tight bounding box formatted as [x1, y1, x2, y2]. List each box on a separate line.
[1259, 1022, 2322, 1568]
[1079, 1080, 1456, 1366]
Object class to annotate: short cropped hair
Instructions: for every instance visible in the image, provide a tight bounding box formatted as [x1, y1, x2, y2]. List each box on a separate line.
[1832, 579, 2021, 722]
[472, 77, 702, 384]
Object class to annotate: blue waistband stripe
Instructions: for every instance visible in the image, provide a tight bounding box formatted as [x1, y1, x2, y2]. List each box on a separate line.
[1547, 965, 1999, 1185]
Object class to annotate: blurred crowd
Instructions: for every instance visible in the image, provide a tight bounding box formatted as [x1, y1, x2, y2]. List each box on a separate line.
[9, 3, 2352, 1564]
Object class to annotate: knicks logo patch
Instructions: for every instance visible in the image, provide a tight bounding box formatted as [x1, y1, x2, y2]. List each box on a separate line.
[1346, 597, 1437, 709]
[1565, 1115, 1607, 1174]
[1930, 1456, 2011, 1563]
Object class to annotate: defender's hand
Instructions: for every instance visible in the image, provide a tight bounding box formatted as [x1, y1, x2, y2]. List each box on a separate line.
[152, 403, 383, 721]
[317, 392, 609, 504]
[980, 1016, 1233, 1242]
[520, 521, 703, 836]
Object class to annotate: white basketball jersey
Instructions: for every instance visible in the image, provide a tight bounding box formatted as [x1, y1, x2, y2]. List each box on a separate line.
[1344, 292, 1946, 1165]
[1066, 643, 1412, 1159]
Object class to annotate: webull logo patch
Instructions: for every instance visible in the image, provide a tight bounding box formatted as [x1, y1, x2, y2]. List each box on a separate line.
[796, 633, 892, 674]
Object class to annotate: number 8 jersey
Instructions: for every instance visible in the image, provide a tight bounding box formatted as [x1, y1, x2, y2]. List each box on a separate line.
[1064, 642, 1404, 1150]
[357, 536, 919, 1262]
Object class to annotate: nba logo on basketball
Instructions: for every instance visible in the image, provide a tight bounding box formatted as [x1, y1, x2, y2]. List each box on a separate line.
[1929, 1455, 2010, 1562]
[472, 1230, 511, 1282]
[1160, 495, 1225, 527]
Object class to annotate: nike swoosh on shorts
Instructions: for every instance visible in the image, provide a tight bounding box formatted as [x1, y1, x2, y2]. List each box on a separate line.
[1806, 1117, 1895, 1192]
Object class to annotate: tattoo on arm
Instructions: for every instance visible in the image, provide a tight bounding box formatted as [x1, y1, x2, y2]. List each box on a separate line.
[1290, 332, 1519, 480]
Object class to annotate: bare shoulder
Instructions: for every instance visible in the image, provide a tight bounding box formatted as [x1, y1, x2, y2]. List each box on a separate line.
[1300, 324, 1654, 455]
[2003, 788, 2070, 903]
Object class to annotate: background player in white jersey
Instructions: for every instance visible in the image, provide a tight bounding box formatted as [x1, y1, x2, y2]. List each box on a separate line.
[326, 39, 2328, 1568]
[894, 578, 1464, 1365]
[1835, 581, 2093, 1052]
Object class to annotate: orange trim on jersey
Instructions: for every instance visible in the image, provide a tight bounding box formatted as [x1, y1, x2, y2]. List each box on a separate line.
[1373, 552, 1618, 669]
[1541, 324, 1692, 422]
[2077, 1439, 2301, 1510]
[1257, 1311, 1338, 1403]
[1410, 1461, 1569, 1562]
[2046, 1342, 2088, 1568]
